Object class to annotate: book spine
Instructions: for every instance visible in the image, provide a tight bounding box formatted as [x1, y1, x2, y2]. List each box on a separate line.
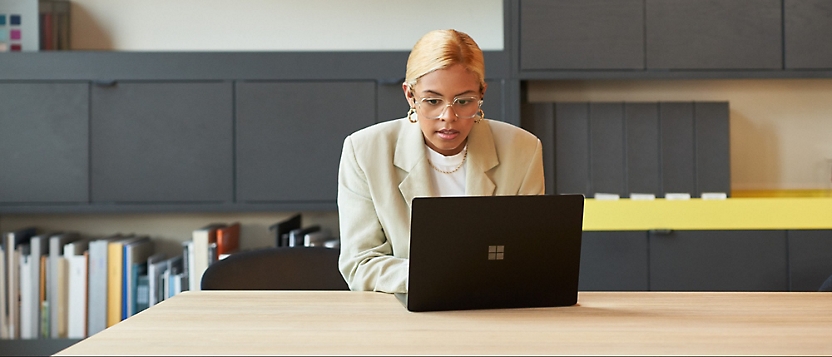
[87, 241, 106, 335]
[19, 255, 32, 339]
[39, 256, 48, 339]
[122, 246, 130, 320]
[67, 254, 87, 339]
[0, 245, 5, 339]
[106, 242, 122, 327]
[56, 258, 68, 338]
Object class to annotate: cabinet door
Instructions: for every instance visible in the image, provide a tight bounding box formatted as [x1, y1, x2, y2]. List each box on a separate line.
[377, 81, 407, 124]
[660, 102, 695, 196]
[694, 102, 730, 196]
[646, 0, 782, 69]
[91, 82, 233, 203]
[520, 0, 644, 70]
[650, 230, 788, 291]
[788, 230, 832, 291]
[625, 103, 660, 197]
[590, 103, 625, 197]
[579, 231, 649, 291]
[0, 83, 89, 203]
[784, 0, 832, 69]
[235, 81, 375, 202]
[553, 103, 589, 195]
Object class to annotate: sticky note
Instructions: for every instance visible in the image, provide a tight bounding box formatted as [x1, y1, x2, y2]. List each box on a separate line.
[10, 15, 21, 25]
[594, 193, 621, 200]
[664, 193, 691, 200]
[10, 29, 20, 40]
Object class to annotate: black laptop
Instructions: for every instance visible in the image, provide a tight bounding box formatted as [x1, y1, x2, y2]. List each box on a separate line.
[397, 194, 585, 312]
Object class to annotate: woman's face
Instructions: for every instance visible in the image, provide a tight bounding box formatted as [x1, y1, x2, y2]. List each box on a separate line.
[404, 64, 485, 156]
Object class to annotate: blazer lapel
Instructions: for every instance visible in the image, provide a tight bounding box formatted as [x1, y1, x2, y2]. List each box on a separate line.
[465, 120, 498, 196]
[395, 121, 435, 210]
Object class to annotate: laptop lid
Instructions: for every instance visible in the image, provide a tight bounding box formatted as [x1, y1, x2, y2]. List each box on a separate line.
[400, 194, 584, 312]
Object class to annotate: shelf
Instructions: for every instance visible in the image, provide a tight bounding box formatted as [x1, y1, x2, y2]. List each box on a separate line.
[583, 197, 832, 231]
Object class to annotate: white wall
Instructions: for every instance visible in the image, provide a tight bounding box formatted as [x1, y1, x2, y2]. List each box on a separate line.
[69, 0, 504, 51]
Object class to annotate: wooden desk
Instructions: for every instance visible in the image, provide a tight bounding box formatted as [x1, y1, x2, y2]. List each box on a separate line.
[57, 291, 832, 355]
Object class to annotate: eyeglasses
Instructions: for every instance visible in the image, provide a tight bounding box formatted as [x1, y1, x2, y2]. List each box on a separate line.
[413, 95, 483, 120]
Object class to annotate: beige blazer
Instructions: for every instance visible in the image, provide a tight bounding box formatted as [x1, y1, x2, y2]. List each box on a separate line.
[337, 118, 545, 293]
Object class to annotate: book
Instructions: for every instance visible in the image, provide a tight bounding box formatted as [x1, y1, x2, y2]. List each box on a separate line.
[146, 253, 167, 307]
[56, 236, 91, 339]
[19, 245, 34, 339]
[48, 232, 79, 338]
[24, 233, 50, 339]
[216, 223, 241, 257]
[6, 227, 37, 339]
[107, 235, 143, 328]
[0, 245, 6, 339]
[162, 255, 183, 300]
[135, 275, 150, 314]
[55, 256, 68, 338]
[65, 245, 89, 339]
[270, 214, 301, 247]
[190, 224, 224, 292]
[182, 241, 192, 291]
[39, 256, 48, 338]
[87, 234, 123, 335]
[122, 239, 153, 320]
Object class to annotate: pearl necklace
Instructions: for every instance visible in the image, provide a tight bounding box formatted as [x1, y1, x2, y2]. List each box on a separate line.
[428, 147, 467, 174]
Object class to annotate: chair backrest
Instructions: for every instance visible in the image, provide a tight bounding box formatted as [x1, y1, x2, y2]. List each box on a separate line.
[820, 274, 832, 292]
[201, 247, 349, 290]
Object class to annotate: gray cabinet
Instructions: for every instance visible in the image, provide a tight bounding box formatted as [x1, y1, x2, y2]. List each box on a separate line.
[579, 231, 649, 291]
[523, 101, 730, 198]
[520, 0, 644, 70]
[784, 0, 832, 69]
[235, 81, 375, 203]
[659, 103, 695, 195]
[649, 230, 788, 291]
[645, 0, 782, 70]
[625, 103, 660, 196]
[788, 230, 832, 291]
[589, 103, 625, 196]
[91, 82, 234, 203]
[0, 82, 89, 203]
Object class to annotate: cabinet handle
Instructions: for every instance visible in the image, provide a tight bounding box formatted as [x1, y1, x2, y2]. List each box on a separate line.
[94, 80, 117, 87]
[377, 78, 405, 85]
[649, 229, 674, 236]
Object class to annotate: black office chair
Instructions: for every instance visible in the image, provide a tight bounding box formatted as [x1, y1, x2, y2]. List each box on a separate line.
[201, 246, 349, 290]
[820, 274, 832, 292]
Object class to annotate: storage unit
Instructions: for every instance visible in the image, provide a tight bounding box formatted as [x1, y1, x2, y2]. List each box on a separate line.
[521, 101, 730, 198]
[0, 82, 89, 203]
[91, 82, 234, 204]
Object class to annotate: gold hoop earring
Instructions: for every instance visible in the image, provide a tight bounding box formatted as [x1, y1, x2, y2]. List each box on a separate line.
[475, 109, 485, 123]
[407, 107, 417, 123]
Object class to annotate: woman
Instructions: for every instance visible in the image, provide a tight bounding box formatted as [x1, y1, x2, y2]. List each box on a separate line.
[338, 29, 544, 293]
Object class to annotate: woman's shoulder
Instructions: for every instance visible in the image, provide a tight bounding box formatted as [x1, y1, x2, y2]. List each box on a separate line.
[345, 118, 409, 154]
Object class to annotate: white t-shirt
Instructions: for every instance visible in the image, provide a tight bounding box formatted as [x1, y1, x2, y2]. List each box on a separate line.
[426, 145, 467, 197]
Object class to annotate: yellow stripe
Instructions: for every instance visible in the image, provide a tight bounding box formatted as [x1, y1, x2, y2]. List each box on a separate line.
[583, 197, 832, 231]
[731, 189, 832, 198]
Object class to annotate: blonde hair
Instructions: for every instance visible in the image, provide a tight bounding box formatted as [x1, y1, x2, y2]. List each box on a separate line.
[405, 29, 486, 93]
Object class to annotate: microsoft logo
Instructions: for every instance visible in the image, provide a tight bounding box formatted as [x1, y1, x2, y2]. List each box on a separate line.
[488, 245, 504, 260]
